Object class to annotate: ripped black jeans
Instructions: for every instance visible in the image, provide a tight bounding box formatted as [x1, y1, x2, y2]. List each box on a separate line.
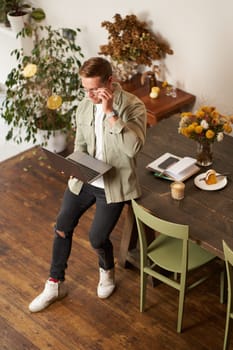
[50, 184, 124, 281]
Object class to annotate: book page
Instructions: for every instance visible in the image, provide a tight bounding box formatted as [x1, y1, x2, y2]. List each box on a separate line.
[165, 157, 197, 176]
[147, 153, 200, 181]
[146, 152, 181, 173]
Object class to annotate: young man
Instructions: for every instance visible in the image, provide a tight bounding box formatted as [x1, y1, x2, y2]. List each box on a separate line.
[29, 57, 147, 312]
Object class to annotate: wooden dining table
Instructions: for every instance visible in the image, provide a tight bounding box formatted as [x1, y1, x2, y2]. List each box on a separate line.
[118, 114, 233, 267]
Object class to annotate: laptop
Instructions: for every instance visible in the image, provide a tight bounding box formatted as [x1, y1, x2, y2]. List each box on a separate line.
[41, 147, 112, 183]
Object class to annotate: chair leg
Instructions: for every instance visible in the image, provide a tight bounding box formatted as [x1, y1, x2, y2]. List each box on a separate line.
[177, 288, 185, 333]
[220, 268, 227, 304]
[223, 316, 230, 350]
[177, 273, 186, 333]
[223, 302, 233, 350]
[140, 271, 147, 312]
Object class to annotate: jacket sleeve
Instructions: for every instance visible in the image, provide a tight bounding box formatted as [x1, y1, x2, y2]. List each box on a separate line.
[106, 96, 147, 158]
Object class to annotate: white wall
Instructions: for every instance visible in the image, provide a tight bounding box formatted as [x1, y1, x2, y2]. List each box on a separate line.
[32, 0, 233, 115]
[1, 0, 233, 159]
[0, 28, 20, 82]
[1, 0, 233, 112]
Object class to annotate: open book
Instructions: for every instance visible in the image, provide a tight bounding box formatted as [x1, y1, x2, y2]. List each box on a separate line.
[146, 152, 200, 181]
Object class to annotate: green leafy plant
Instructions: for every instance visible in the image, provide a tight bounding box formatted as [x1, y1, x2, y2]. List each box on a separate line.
[0, 1, 6, 23]
[6, 0, 31, 16]
[1, 24, 85, 145]
[2, 1, 45, 27]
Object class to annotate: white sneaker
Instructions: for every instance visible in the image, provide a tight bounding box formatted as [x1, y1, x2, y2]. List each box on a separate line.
[97, 268, 115, 299]
[29, 279, 68, 312]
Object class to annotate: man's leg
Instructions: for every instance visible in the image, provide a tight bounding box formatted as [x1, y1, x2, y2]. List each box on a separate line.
[29, 184, 96, 312]
[88, 186, 124, 298]
[50, 186, 96, 281]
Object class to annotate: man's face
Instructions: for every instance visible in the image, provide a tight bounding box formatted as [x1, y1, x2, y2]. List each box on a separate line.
[81, 76, 111, 104]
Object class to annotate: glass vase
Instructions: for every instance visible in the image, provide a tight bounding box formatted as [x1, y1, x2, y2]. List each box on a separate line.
[196, 141, 213, 166]
[110, 59, 138, 82]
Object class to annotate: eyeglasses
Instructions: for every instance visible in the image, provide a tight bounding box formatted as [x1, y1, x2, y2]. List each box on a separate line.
[82, 88, 99, 95]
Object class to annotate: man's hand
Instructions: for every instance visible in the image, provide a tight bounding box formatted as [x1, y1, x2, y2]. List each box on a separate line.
[96, 87, 113, 114]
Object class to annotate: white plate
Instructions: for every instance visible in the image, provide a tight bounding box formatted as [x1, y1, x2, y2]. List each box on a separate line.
[194, 172, 228, 191]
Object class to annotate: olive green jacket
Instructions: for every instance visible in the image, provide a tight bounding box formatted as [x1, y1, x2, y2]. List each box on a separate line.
[68, 82, 147, 203]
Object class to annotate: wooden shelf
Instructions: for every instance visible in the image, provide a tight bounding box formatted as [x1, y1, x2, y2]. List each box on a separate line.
[120, 73, 196, 127]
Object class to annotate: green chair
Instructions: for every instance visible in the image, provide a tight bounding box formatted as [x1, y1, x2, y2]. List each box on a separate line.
[222, 240, 233, 350]
[131, 199, 217, 333]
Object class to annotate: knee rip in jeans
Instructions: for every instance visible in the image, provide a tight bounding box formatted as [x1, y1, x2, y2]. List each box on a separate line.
[55, 229, 66, 239]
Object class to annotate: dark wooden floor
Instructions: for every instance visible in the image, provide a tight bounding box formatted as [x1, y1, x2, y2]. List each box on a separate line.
[0, 146, 231, 350]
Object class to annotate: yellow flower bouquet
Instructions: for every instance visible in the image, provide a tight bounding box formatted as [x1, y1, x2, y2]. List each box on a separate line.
[178, 106, 233, 166]
[179, 106, 232, 143]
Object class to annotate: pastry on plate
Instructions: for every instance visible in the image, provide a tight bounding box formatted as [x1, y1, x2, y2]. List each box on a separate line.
[205, 169, 217, 185]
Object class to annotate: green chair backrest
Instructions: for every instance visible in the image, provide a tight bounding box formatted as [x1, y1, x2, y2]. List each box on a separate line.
[131, 199, 189, 240]
[131, 199, 189, 273]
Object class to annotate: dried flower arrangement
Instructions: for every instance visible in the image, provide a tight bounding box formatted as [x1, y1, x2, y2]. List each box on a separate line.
[99, 13, 173, 66]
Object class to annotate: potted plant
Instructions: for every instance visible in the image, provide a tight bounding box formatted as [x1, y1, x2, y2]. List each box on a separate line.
[0, 1, 6, 24]
[1, 24, 85, 151]
[5, 0, 45, 31]
[99, 13, 173, 81]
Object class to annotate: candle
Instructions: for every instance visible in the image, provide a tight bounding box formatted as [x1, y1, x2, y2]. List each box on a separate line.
[170, 181, 185, 200]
